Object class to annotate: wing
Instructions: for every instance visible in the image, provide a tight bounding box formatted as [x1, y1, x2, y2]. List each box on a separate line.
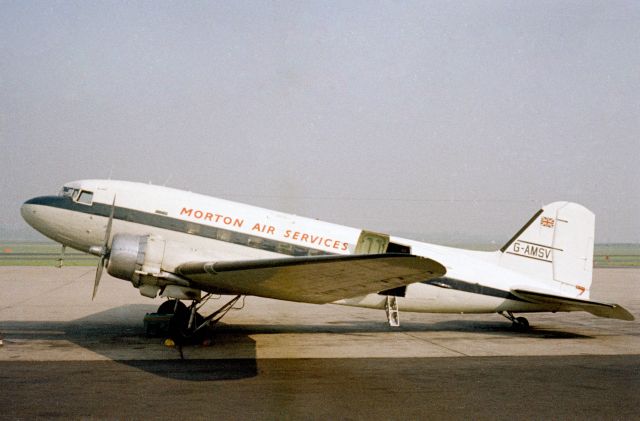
[177, 254, 446, 304]
[512, 289, 635, 321]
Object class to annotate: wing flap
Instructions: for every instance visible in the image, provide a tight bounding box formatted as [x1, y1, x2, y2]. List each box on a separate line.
[177, 254, 446, 304]
[512, 289, 635, 321]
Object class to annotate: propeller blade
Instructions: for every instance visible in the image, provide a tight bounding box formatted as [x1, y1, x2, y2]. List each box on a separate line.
[103, 195, 116, 248]
[92, 257, 105, 300]
[92, 195, 116, 300]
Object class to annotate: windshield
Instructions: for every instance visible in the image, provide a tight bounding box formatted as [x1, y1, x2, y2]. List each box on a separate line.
[59, 186, 76, 198]
[58, 186, 93, 205]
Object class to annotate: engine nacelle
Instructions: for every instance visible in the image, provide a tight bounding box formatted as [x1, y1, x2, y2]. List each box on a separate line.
[107, 234, 164, 285]
[106, 233, 203, 300]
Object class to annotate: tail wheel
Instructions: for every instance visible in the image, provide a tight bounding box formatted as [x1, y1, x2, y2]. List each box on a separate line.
[515, 317, 530, 330]
[499, 311, 531, 331]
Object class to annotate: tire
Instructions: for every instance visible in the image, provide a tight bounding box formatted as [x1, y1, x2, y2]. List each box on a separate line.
[157, 299, 187, 315]
[515, 317, 530, 330]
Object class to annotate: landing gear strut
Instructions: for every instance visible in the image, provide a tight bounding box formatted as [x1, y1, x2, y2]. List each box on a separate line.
[499, 311, 530, 331]
[385, 296, 400, 327]
[155, 295, 243, 341]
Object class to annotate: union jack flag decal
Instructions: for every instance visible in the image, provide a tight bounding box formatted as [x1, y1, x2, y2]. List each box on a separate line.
[541, 217, 555, 228]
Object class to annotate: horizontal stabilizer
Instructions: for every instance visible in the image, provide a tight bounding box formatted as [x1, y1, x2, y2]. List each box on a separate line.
[178, 254, 446, 304]
[512, 289, 635, 321]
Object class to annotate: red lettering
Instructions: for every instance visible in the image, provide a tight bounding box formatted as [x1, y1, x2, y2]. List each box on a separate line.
[284, 230, 292, 238]
[251, 223, 262, 232]
[267, 226, 275, 235]
[179, 208, 243, 228]
[341, 242, 349, 251]
[310, 235, 320, 244]
[332, 240, 340, 249]
[300, 233, 309, 242]
[293, 231, 300, 240]
[323, 238, 333, 247]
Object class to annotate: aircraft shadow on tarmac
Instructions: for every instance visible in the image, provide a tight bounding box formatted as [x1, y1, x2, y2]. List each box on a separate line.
[219, 320, 593, 339]
[1, 305, 258, 381]
[2, 304, 593, 381]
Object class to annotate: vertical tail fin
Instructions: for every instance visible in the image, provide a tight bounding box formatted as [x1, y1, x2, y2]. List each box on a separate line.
[499, 202, 595, 298]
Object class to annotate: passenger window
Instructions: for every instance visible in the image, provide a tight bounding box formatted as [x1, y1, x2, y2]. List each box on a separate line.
[77, 190, 94, 205]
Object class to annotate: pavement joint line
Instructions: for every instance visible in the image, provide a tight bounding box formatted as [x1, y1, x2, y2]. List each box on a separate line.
[402, 331, 470, 356]
[0, 268, 94, 313]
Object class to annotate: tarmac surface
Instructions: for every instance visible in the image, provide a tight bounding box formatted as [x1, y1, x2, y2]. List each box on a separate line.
[0, 267, 639, 419]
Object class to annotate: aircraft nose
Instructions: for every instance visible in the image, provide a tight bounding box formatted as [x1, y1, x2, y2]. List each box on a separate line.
[21, 195, 84, 247]
[21, 196, 52, 228]
[21, 198, 40, 227]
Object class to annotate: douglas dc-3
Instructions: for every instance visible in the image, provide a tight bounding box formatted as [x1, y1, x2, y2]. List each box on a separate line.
[21, 180, 633, 338]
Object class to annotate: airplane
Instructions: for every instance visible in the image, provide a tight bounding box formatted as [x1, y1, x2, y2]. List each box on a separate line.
[21, 179, 634, 339]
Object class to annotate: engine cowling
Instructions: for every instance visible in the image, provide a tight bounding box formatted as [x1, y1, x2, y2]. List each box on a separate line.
[107, 234, 165, 285]
[106, 233, 202, 300]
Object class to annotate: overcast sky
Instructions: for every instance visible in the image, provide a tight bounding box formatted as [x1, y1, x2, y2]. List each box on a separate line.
[1, 1, 638, 245]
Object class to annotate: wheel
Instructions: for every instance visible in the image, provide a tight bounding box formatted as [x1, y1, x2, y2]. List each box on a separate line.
[165, 303, 208, 343]
[157, 299, 187, 315]
[156, 300, 190, 342]
[158, 300, 208, 343]
[168, 308, 191, 342]
[513, 316, 530, 331]
[168, 311, 209, 343]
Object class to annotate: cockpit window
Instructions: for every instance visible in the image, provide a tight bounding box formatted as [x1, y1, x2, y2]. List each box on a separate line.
[59, 186, 93, 204]
[77, 190, 94, 205]
[60, 186, 76, 198]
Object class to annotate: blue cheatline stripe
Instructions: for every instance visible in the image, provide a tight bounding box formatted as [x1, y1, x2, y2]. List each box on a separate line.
[25, 196, 331, 258]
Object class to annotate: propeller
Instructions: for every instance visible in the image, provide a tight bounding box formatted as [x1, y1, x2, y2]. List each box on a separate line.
[91, 196, 116, 300]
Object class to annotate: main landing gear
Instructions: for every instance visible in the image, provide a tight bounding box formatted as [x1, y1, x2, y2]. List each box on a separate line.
[152, 294, 243, 342]
[499, 311, 530, 331]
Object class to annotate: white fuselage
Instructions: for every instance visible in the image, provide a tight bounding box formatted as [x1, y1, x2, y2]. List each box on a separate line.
[21, 179, 554, 315]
